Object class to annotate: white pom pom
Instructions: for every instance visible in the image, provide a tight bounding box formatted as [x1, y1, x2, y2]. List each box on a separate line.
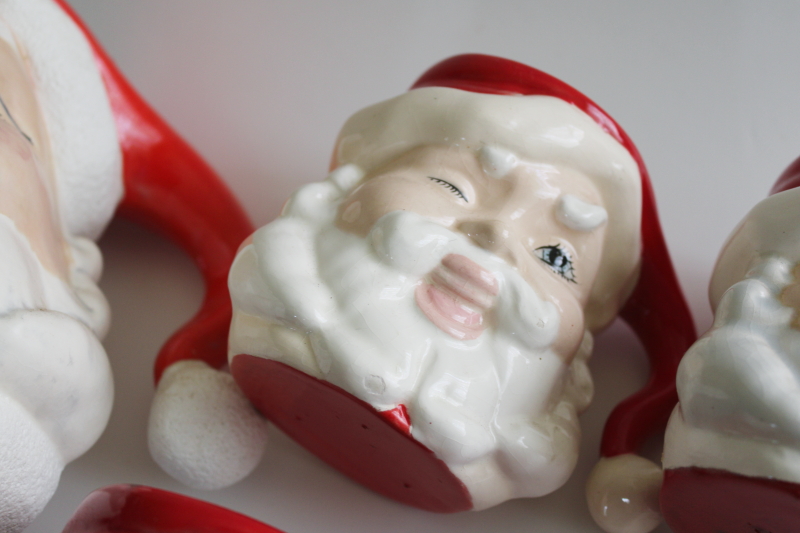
[586, 454, 663, 533]
[0, 393, 63, 533]
[148, 360, 269, 490]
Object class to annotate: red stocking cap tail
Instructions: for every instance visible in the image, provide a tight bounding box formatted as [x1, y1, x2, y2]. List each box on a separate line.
[414, 54, 696, 458]
[63, 484, 285, 533]
[54, 0, 254, 383]
[771, 154, 800, 195]
[609, 176, 697, 456]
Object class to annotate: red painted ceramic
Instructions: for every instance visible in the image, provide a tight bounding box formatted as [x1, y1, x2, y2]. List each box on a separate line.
[62, 485, 284, 533]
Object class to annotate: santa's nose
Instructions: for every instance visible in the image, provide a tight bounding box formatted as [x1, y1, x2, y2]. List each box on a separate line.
[458, 220, 510, 254]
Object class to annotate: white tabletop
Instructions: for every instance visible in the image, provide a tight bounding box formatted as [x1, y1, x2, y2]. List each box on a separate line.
[27, 2, 800, 532]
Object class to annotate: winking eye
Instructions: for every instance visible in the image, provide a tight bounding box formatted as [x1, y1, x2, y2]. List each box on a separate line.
[428, 176, 467, 202]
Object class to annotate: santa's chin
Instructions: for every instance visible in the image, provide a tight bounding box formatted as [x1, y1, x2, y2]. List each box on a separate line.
[226, 170, 583, 510]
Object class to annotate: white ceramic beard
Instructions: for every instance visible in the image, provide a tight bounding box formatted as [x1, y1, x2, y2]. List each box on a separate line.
[228, 165, 595, 509]
[664, 187, 800, 483]
[0, 2, 121, 529]
[0, 215, 108, 329]
[0, 214, 113, 531]
[664, 257, 800, 480]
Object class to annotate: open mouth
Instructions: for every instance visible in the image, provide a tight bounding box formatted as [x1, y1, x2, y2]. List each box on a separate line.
[415, 253, 498, 340]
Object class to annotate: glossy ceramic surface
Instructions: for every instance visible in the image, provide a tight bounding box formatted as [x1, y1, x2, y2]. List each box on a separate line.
[62, 485, 284, 533]
[31, 3, 800, 533]
[0, 1, 253, 531]
[231, 356, 473, 513]
[662, 157, 800, 533]
[0, 1, 120, 529]
[219, 54, 695, 533]
[662, 467, 800, 533]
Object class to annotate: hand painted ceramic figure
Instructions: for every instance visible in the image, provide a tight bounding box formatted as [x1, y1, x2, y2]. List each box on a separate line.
[661, 157, 800, 533]
[0, 2, 119, 529]
[0, 1, 252, 530]
[149, 55, 696, 532]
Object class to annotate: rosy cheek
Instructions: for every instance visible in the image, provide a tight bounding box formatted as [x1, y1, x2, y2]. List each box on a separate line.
[340, 200, 361, 224]
[517, 264, 586, 359]
[551, 295, 585, 359]
[335, 195, 374, 237]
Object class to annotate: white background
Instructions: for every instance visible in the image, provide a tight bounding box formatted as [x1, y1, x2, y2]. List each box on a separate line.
[27, 2, 800, 532]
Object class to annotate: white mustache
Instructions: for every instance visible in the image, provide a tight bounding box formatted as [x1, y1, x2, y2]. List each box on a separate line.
[368, 210, 560, 350]
[228, 170, 584, 508]
[244, 167, 560, 354]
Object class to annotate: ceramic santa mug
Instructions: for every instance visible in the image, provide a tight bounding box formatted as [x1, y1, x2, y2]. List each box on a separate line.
[147, 54, 696, 533]
[661, 156, 800, 533]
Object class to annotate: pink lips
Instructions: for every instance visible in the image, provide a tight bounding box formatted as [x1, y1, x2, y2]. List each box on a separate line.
[415, 254, 499, 340]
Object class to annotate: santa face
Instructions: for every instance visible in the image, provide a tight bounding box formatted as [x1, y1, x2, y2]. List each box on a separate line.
[664, 186, 800, 481]
[0, 8, 118, 531]
[660, 184, 800, 533]
[0, 16, 111, 332]
[228, 144, 610, 508]
[0, 27, 68, 282]
[335, 144, 608, 357]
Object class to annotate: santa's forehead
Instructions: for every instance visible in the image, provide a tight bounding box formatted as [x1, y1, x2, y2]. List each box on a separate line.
[373, 143, 592, 184]
[369, 143, 607, 214]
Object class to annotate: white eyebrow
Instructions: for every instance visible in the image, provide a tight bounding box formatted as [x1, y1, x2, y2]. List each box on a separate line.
[556, 194, 607, 231]
[479, 145, 518, 178]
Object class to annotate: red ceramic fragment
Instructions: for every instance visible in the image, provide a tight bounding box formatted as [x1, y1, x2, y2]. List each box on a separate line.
[231, 355, 473, 513]
[662, 467, 800, 533]
[62, 485, 284, 533]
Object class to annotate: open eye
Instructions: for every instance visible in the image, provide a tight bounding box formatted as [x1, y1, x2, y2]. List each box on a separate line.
[535, 245, 576, 283]
[428, 176, 468, 202]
